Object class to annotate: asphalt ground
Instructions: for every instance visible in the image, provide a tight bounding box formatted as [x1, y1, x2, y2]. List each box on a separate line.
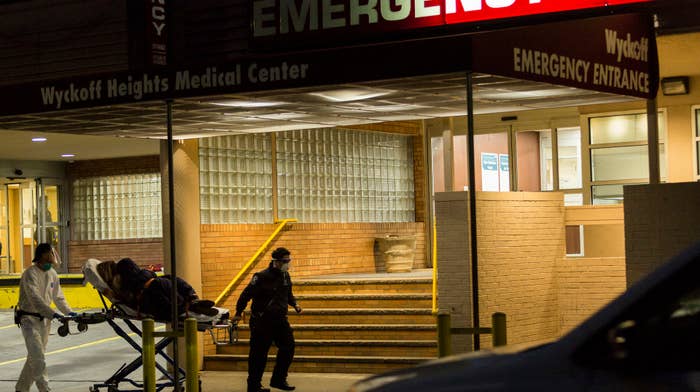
[0, 311, 367, 392]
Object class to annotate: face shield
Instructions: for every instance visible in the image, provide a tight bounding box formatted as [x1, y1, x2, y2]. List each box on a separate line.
[49, 246, 62, 267]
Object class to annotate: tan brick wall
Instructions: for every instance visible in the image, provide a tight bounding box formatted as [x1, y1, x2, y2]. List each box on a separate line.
[200, 222, 426, 355]
[624, 182, 700, 286]
[436, 191, 566, 352]
[68, 238, 163, 272]
[476, 192, 564, 349]
[556, 256, 626, 335]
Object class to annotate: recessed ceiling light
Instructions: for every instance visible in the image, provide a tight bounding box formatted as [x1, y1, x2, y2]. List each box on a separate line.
[61, 154, 75, 158]
[32, 137, 47, 142]
[210, 100, 284, 108]
[308, 88, 393, 102]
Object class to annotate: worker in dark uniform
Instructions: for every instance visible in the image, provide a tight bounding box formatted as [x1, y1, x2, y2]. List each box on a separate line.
[234, 247, 302, 392]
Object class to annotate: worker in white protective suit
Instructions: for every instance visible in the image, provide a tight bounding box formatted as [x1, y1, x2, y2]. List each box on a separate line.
[15, 243, 75, 392]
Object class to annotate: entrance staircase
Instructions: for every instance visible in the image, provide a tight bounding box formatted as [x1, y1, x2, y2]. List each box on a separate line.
[203, 271, 436, 374]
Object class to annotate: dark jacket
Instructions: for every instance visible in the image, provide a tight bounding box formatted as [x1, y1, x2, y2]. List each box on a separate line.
[236, 263, 297, 319]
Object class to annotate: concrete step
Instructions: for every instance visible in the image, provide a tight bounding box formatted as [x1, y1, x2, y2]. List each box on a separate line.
[243, 309, 435, 325]
[232, 324, 437, 341]
[204, 354, 433, 374]
[219, 339, 437, 357]
[295, 293, 432, 309]
[293, 278, 432, 295]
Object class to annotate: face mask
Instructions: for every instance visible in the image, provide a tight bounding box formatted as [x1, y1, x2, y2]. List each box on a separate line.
[40, 262, 52, 271]
[280, 263, 290, 272]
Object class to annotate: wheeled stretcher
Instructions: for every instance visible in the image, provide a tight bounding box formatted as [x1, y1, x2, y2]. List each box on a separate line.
[64, 259, 237, 392]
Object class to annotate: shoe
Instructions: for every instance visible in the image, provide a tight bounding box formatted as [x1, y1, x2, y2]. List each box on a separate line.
[189, 300, 218, 316]
[270, 380, 295, 391]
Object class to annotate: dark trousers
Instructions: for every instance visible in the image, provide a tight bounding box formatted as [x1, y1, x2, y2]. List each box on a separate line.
[247, 315, 295, 390]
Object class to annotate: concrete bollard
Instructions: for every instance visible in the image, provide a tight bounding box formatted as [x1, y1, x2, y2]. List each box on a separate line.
[185, 318, 199, 392]
[492, 312, 507, 347]
[436, 312, 451, 357]
[142, 318, 156, 392]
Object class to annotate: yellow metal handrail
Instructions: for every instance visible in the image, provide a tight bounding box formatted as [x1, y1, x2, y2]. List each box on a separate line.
[214, 219, 297, 306]
[432, 216, 438, 314]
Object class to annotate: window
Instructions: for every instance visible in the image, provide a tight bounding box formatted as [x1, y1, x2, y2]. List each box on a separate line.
[588, 112, 666, 205]
[199, 134, 273, 224]
[199, 128, 415, 224]
[558, 127, 582, 191]
[72, 174, 162, 240]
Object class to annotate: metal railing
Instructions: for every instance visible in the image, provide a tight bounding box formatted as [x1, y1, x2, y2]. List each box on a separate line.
[143, 318, 199, 392]
[437, 312, 507, 357]
[214, 218, 297, 307]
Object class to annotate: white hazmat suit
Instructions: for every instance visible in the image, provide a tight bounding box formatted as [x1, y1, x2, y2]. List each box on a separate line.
[15, 262, 72, 392]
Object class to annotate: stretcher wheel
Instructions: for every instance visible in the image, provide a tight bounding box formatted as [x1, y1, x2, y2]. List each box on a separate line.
[78, 322, 88, 332]
[58, 324, 69, 337]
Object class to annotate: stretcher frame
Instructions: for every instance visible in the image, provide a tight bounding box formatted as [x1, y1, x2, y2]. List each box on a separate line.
[78, 291, 237, 392]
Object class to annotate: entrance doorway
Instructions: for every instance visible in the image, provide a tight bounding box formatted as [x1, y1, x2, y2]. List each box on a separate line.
[0, 178, 65, 274]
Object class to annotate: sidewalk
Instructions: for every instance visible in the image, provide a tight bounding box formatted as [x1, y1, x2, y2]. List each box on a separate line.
[200, 371, 369, 392]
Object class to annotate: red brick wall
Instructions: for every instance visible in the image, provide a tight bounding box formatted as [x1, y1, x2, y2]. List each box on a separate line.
[200, 221, 425, 354]
[67, 156, 160, 178]
[67, 238, 163, 272]
[201, 222, 426, 301]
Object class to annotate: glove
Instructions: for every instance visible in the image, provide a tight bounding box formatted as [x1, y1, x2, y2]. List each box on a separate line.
[294, 305, 303, 314]
[52, 313, 64, 320]
[68, 312, 78, 318]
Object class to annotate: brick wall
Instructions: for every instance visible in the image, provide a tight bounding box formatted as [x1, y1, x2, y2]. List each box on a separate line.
[434, 192, 472, 353]
[68, 238, 163, 272]
[556, 256, 626, 335]
[475, 192, 564, 348]
[67, 156, 160, 178]
[624, 182, 700, 286]
[200, 222, 425, 355]
[436, 191, 566, 352]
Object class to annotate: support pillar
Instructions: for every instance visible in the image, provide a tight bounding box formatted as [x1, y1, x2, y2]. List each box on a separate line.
[160, 138, 204, 369]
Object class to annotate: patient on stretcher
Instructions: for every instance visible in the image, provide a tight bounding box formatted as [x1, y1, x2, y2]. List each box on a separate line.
[87, 257, 217, 322]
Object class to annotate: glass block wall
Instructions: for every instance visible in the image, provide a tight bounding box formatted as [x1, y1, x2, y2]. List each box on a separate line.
[72, 174, 162, 240]
[199, 128, 415, 224]
[276, 128, 414, 222]
[199, 134, 274, 224]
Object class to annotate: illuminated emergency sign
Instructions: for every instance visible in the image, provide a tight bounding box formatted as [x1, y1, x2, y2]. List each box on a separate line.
[252, 0, 652, 38]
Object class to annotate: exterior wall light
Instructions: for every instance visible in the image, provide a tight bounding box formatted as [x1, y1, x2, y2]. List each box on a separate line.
[660, 76, 690, 95]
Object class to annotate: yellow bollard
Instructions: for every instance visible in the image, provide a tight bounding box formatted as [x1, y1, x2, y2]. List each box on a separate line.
[436, 312, 451, 357]
[142, 318, 156, 392]
[185, 318, 199, 392]
[492, 312, 507, 347]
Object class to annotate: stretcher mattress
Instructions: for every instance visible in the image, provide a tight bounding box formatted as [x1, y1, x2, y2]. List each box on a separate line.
[82, 258, 228, 323]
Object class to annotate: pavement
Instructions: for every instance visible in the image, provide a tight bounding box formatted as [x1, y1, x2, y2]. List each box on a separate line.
[0, 310, 368, 392]
[200, 371, 368, 392]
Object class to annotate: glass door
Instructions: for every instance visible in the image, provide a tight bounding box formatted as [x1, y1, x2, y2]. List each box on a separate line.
[37, 179, 66, 270]
[0, 178, 67, 274]
[18, 180, 37, 271]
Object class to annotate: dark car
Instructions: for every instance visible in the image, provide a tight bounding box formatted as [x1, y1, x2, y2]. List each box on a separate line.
[350, 241, 700, 392]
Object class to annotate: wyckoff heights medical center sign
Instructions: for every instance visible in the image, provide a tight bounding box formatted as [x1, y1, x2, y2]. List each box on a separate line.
[0, 1, 656, 116]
